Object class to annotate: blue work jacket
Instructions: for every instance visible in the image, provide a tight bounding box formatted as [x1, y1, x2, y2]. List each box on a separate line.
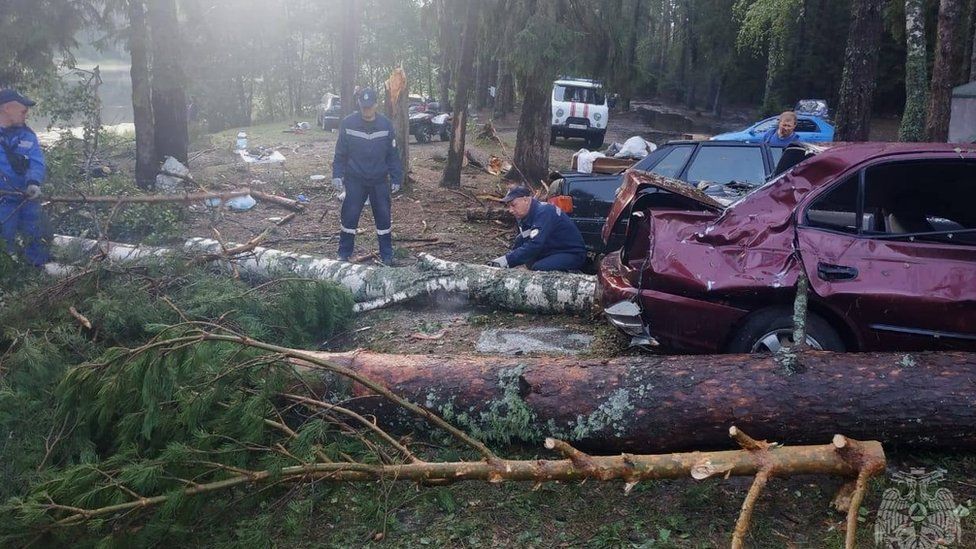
[506, 199, 587, 267]
[332, 112, 403, 186]
[0, 125, 45, 195]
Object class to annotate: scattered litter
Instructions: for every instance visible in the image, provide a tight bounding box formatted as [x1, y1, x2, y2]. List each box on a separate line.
[236, 132, 248, 150]
[266, 216, 284, 223]
[309, 174, 327, 182]
[238, 149, 286, 164]
[296, 194, 310, 204]
[156, 156, 190, 193]
[610, 136, 657, 159]
[574, 149, 606, 174]
[205, 194, 256, 211]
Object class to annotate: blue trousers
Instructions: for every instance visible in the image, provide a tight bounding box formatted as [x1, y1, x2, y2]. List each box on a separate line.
[338, 179, 392, 262]
[529, 252, 586, 272]
[0, 198, 49, 266]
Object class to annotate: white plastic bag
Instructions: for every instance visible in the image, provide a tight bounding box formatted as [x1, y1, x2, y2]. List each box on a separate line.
[575, 149, 606, 174]
[613, 136, 657, 159]
[156, 156, 190, 193]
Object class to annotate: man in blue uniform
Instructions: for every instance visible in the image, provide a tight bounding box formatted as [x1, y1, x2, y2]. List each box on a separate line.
[488, 186, 587, 272]
[761, 111, 800, 146]
[0, 89, 48, 266]
[332, 87, 403, 265]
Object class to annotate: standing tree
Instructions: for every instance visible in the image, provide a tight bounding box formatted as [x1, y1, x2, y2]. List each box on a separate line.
[898, 0, 927, 142]
[384, 67, 410, 189]
[441, 0, 480, 189]
[735, 0, 803, 116]
[147, 0, 188, 164]
[924, 0, 965, 142]
[128, 0, 156, 188]
[435, 0, 457, 112]
[506, 0, 575, 186]
[834, 0, 884, 142]
[339, 0, 361, 118]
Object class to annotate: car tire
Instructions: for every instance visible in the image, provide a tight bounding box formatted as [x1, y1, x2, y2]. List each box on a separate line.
[549, 132, 557, 145]
[440, 128, 450, 141]
[726, 306, 845, 354]
[415, 127, 431, 144]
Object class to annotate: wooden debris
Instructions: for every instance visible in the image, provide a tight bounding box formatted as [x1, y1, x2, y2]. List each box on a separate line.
[68, 306, 92, 330]
[250, 190, 306, 212]
[43, 189, 252, 205]
[465, 207, 514, 223]
[465, 146, 511, 176]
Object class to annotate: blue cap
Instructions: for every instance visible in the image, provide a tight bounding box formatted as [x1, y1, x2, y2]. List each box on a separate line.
[501, 186, 532, 203]
[358, 87, 378, 108]
[0, 89, 36, 107]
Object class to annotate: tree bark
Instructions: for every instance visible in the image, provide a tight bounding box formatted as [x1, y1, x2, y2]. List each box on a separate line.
[511, 71, 551, 185]
[384, 67, 410, 189]
[338, 0, 361, 118]
[925, 0, 965, 142]
[898, 0, 928, 142]
[304, 349, 976, 453]
[834, 0, 884, 142]
[128, 0, 156, 189]
[147, 0, 188, 164]
[441, 0, 479, 189]
[50, 237, 596, 315]
[493, 59, 514, 117]
[436, 0, 454, 112]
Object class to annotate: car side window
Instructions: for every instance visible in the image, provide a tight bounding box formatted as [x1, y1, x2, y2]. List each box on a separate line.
[752, 118, 777, 133]
[863, 160, 976, 244]
[646, 145, 694, 178]
[685, 146, 766, 184]
[804, 174, 862, 234]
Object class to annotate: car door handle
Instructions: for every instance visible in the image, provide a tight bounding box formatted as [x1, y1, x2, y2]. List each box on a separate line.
[817, 262, 858, 281]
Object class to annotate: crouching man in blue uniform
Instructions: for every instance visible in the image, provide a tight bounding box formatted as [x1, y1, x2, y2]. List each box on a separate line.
[0, 89, 49, 266]
[488, 186, 587, 272]
[331, 87, 403, 265]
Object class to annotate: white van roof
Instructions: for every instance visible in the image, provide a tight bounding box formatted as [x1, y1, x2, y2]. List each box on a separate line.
[554, 79, 603, 89]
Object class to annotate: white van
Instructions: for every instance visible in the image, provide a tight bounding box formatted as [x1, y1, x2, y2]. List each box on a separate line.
[551, 78, 609, 149]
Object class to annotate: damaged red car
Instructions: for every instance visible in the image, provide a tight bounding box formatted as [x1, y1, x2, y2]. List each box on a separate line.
[597, 143, 976, 353]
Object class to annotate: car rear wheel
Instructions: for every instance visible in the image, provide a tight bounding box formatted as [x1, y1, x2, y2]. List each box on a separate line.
[587, 132, 605, 150]
[726, 307, 845, 354]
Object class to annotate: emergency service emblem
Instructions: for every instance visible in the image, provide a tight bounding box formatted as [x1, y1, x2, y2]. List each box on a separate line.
[874, 468, 962, 548]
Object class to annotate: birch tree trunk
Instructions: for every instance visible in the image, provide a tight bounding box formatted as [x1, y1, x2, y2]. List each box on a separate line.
[898, 0, 928, 142]
[50, 236, 596, 315]
[925, 0, 965, 142]
[834, 0, 884, 142]
[128, 0, 156, 189]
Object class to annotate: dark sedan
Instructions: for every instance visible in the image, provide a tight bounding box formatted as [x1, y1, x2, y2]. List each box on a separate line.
[549, 140, 786, 253]
[598, 143, 976, 354]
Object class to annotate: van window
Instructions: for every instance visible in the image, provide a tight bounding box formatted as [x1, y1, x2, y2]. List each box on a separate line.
[553, 85, 605, 105]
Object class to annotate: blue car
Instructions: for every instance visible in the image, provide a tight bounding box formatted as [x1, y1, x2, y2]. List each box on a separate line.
[710, 114, 834, 143]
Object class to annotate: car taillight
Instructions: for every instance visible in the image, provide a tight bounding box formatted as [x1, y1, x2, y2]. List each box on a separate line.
[548, 195, 573, 214]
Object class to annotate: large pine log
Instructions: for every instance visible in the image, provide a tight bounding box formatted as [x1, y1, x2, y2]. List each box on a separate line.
[302, 350, 976, 453]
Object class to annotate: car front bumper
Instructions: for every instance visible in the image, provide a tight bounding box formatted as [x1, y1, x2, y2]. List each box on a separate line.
[597, 253, 751, 354]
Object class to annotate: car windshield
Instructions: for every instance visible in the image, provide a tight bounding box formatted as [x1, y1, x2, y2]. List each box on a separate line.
[554, 85, 605, 105]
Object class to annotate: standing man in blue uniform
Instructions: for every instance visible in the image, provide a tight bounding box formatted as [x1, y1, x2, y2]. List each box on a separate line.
[488, 186, 587, 272]
[0, 89, 48, 266]
[332, 87, 403, 265]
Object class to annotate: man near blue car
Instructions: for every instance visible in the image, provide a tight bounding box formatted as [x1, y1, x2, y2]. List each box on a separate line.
[332, 87, 402, 265]
[0, 89, 49, 267]
[488, 186, 587, 272]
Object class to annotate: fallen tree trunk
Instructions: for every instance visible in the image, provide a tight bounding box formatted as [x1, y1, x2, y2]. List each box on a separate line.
[300, 349, 976, 453]
[465, 146, 511, 176]
[50, 236, 595, 314]
[465, 206, 514, 223]
[40, 189, 253, 204]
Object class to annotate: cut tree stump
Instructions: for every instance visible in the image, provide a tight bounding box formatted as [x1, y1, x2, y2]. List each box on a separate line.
[298, 349, 976, 453]
[465, 206, 514, 223]
[50, 236, 595, 315]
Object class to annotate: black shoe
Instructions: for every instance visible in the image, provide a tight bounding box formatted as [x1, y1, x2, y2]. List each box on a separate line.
[381, 257, 398, 267]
